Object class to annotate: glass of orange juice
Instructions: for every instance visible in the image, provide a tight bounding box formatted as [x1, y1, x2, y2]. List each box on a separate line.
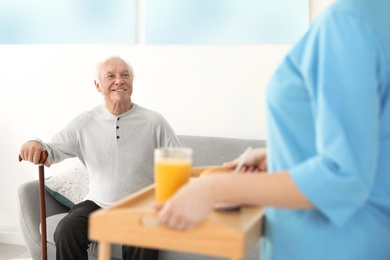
[154, 147, 193, 203]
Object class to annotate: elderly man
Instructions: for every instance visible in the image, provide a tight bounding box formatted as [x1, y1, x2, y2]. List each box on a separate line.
[19, 56, 180, 260]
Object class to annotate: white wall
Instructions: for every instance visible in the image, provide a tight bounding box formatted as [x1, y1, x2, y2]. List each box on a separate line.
[0, 44, 290, 244]
[1, 45, 292, 139]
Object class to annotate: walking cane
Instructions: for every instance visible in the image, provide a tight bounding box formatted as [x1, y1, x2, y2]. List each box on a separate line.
[19, 150, 48, 260]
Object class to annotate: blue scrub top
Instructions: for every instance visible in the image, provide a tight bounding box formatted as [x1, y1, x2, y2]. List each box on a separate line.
[263, 0, 390, 259]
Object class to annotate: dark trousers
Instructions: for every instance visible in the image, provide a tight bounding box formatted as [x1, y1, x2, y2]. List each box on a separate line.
[54, 200, 159, 260]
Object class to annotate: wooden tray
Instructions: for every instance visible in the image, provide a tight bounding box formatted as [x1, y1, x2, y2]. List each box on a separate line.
[89, 180, 264, 260]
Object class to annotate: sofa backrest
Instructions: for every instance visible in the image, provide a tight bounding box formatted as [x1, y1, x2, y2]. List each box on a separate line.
[177, 135, 266, 167]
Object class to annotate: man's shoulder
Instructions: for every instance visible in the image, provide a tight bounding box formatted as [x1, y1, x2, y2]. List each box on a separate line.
[132, 104, 170, 126]
[67, 105, 105, 126]
[81, 104, 108, 118]
[133, 104, 163, 118]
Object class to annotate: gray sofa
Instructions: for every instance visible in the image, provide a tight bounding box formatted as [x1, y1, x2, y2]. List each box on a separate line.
[18, 135, 265, 260]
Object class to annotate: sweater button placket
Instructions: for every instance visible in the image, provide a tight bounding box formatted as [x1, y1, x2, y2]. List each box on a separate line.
[116, 117, 120, 140]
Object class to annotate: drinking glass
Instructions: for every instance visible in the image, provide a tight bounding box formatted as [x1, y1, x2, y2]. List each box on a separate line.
[154, 147, 193, 203]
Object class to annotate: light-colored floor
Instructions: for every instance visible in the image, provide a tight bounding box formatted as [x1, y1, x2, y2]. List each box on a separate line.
[0, 243, 31, 259]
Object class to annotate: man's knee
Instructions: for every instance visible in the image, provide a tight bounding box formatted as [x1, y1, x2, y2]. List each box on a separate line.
[54, 215, 87, 243]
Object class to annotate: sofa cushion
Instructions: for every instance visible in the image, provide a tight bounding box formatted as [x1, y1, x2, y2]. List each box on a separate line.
[45, 159, 89, 208]
[46, 213, 68, 244]
[178, 135, 265, 167]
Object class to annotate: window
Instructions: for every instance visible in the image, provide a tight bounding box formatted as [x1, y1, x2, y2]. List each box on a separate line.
[145, 0, 309, 44]
[0, 0, 309, 44]
[0, 0, 136, 44]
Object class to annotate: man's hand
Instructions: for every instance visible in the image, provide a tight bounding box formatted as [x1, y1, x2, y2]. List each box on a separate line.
[19, 141, 50, 167]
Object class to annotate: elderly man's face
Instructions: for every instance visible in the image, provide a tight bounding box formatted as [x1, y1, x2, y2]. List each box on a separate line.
[96, 58, 133, 105]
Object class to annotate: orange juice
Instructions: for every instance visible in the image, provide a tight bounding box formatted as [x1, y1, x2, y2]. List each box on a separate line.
[154, 157, 192, 203]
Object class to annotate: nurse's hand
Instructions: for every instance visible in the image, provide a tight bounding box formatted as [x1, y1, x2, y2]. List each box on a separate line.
[155, 178, 216, 231]
[224, 148, 267, 173]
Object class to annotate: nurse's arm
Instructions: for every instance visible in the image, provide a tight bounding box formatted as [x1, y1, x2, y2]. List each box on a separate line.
[208, 172, 314, 209]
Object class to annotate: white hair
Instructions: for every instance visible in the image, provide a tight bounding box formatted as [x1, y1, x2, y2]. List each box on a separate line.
[94, 56, 135, 83]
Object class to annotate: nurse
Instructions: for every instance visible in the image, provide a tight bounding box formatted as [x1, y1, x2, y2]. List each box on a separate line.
[155, 0, 390, 259]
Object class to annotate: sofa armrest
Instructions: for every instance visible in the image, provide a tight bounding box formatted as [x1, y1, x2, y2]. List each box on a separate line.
[18, 180, 69, 259]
